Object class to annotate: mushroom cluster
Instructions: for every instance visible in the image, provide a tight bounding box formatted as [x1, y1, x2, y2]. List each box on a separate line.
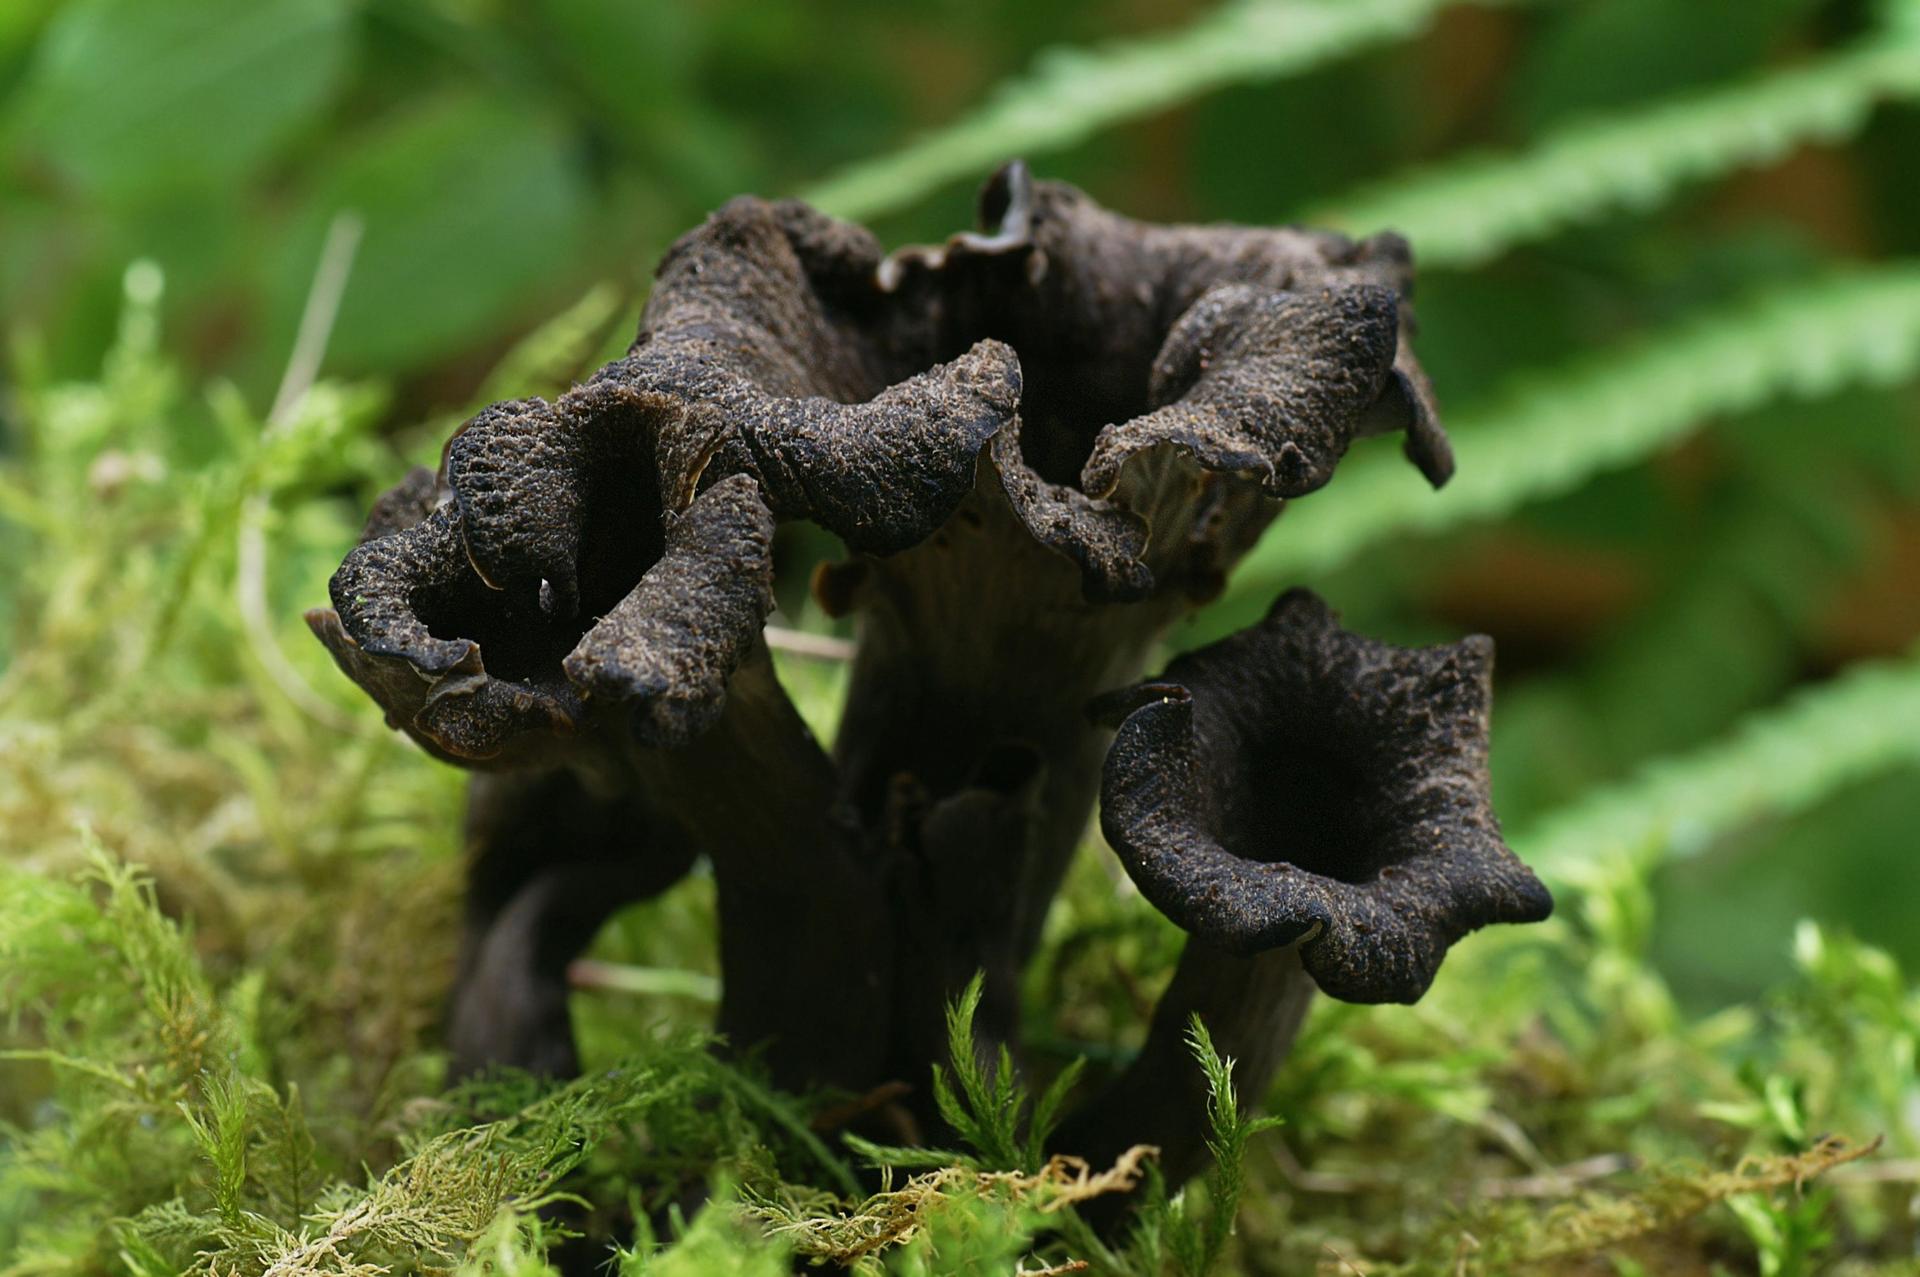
[309, 162, 1550, 1189]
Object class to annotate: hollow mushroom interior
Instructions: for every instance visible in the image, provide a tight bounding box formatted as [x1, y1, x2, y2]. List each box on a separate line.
[413, 439, 666, 688]
[1212, 696, 1409, 887]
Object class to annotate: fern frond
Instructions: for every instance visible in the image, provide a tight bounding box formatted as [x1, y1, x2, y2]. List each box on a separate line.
[1140, 1018, 1286, 1276]
[1324, 40, 1920, 267]
[1231, 266, 1920, 587]
[800, 0, 1480, 221]
[932, 972, 1028, 1170]
[1519, 652, 1920, 884]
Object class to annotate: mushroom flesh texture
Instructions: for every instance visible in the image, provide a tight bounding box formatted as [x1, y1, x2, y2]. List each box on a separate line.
[309, 162, 1551, 1191]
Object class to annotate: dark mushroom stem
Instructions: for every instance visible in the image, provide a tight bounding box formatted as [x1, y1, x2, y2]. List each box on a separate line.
[1052, 942, 1317, 1190]
[307, 162, 1551, 1209]
[627, 649, 895, 1092]
[449, 768, 698, 1081]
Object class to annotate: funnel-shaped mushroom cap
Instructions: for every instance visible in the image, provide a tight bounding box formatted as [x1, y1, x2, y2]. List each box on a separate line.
[1081, 283, 1407, 501]
[441, 199, 1024, 620]
[308, 469, 777, 763]
[310, 191, 1029, 765]
[820, 161, 1457, 604]
[1094, 590, 1551, 1003]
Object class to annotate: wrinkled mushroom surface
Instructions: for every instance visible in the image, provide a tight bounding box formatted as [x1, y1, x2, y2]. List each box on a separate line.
[307, 162, 1551, 1216]
[310, 162, 1456, 762]
[1096, 588, 1553, 1004]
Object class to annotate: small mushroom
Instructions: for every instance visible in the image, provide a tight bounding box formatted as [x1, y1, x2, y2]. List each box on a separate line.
[1055, 588, 1550, 1183]
[308, 467, 777, 762]
[1095, 588, 1550, 1000]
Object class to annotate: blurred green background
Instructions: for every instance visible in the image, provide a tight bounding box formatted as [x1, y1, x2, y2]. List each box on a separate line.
[4, 0, 1920, 1270]
[4, 0, 1920, 1058]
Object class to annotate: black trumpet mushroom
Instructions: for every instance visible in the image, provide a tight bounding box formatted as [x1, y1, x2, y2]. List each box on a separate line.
[308, 161, 1550, 1199]
[1057, 588, 1552, 1185]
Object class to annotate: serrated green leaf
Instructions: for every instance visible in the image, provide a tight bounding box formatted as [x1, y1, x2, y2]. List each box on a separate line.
[1519, 651, 1920, 883]
[1322, 40, 1920, 268]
